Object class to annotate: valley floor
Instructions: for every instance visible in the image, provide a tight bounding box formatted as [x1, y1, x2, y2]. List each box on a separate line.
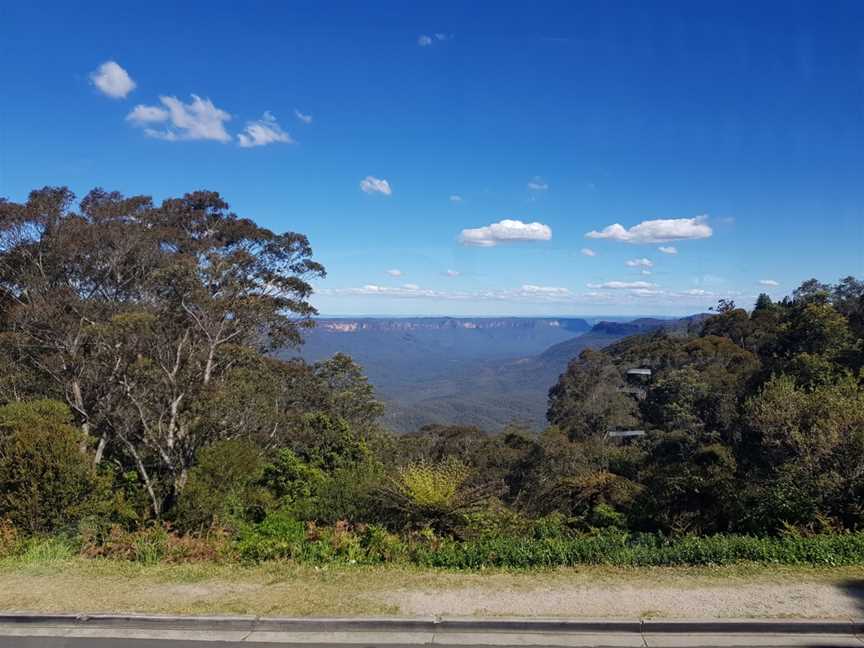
[3, 559, 864, 619]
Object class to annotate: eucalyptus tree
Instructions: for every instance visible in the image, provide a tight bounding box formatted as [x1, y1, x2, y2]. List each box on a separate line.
[0, 187, 325, 515]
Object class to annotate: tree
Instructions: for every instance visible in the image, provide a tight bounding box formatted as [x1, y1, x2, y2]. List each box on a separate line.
[0, 187, 325, 516]
[312, 353, 385, 432]
[547, 349, 637, 440]
[793, 278, 830, 304]
[754, 293, 774, 312]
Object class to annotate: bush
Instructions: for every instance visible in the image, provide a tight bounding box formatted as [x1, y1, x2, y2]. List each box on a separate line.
[0, 400, 110, 535]
[312, 460, 387, 524]
[382, 458, 499, 534]
[81, 524, 230, 563]
[174, 439, 272, 532]
[0, 519, 22, 558]
[260, 448, 327, 518]
[235, 511, 307, 562]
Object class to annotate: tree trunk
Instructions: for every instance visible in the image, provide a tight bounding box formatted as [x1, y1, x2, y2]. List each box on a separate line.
[120, 435, 161, 517]
[71, 379, 91, 454]
[93, 432, 108, 465]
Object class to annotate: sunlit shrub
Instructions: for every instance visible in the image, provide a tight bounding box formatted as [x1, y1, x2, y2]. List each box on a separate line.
[382, 458, 500, 535]
[80, 524, 230, 563]
[0, 400, 112, 535]
[0, 519, 22, 559]
[174, 439, 273, 532]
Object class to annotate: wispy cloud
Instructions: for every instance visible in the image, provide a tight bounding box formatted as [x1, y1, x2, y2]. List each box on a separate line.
[90, 61, 136, 99]
[320, 282, 743, 307]
[418, 33, 450, 46]
[449, 194, 463, 203]
[294, 109, 312, 124]
[581, 248, 597, 257]
[586, 216, 713, 244]
[658, 246, 678, 254]
[127, 94, 231, 142]
[587, 281, 657, 289]
[625, 257, 654, 268]
[444, 269, 460, 277]
[237, 111, 293, 148]
[528, 176, 549, 190]
[459, 219, 552, 247]
[360, 176, 392, 196]
[386, 269, 402, 277]
[324, 283, 574, 303]
[759, 279, 780, 287]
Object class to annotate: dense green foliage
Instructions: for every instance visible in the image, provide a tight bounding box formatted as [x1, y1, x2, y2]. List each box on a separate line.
[546, 280, 864, 536]
[2, 186, 864, 568]
[0, 400, 114, 534]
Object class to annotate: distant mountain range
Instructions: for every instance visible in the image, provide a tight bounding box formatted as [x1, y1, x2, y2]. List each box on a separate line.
[285, 315, 708, 433]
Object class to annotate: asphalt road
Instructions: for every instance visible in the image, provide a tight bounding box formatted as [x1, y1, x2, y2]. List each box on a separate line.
[2, 635, 863, 647]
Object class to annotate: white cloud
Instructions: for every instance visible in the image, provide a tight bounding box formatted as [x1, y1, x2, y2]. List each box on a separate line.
[528, 176, 549, 190]
[319, 282, 749, 307]
[360, 176, 392, 196]
[324, 283, 574, 303]
[641, 270, 652, 275]
[294, 109, 312, 124]
[127, 94, 231, 142]
[625, 257, 654, 268]
[658, 246, 678, 255]
[521, 284, 570, 296]
[386, 269, 402, 277]
[126, 104, 168, 123]
[237, 111, 293, 148]
[587, 281, 657, 289]
[419, 33, 450, 46]
[90, 61, 136, 99]
[449, 194, 463, 203]
[759, 279, 780, 287]
[459, 219, 552, 247]
[444, 269, 460, 277]
[586, 216, 713, 244]
[581, 248, 597, 257]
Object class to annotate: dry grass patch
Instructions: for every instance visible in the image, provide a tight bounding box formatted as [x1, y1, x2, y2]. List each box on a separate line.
[2, 558, 864, 619]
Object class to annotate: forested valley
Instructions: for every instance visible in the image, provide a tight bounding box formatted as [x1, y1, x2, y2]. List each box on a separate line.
[3, 187, 864, 568]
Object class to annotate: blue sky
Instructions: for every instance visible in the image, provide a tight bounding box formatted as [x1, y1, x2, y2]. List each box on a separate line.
[1, 1, 863, 316]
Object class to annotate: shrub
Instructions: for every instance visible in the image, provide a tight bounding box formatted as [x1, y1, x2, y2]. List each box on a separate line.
[462, 504, 533, 541]
[260, 448, 327, 517]
[235, 511, 307, 563]
[81, 524, 230, 563]
[0, 400, 110, 535]
[0, 519, 22, 558]
[359, 524, 407, 563]
[382, 458, 500, 534]
[173, 439, 272, 532]
[312, 460, 388, 524]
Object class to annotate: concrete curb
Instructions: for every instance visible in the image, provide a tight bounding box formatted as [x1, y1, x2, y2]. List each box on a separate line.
[0, 613, 862, 635]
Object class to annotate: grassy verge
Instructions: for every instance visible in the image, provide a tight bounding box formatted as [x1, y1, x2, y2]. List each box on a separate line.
[2, 553, 864, 618]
